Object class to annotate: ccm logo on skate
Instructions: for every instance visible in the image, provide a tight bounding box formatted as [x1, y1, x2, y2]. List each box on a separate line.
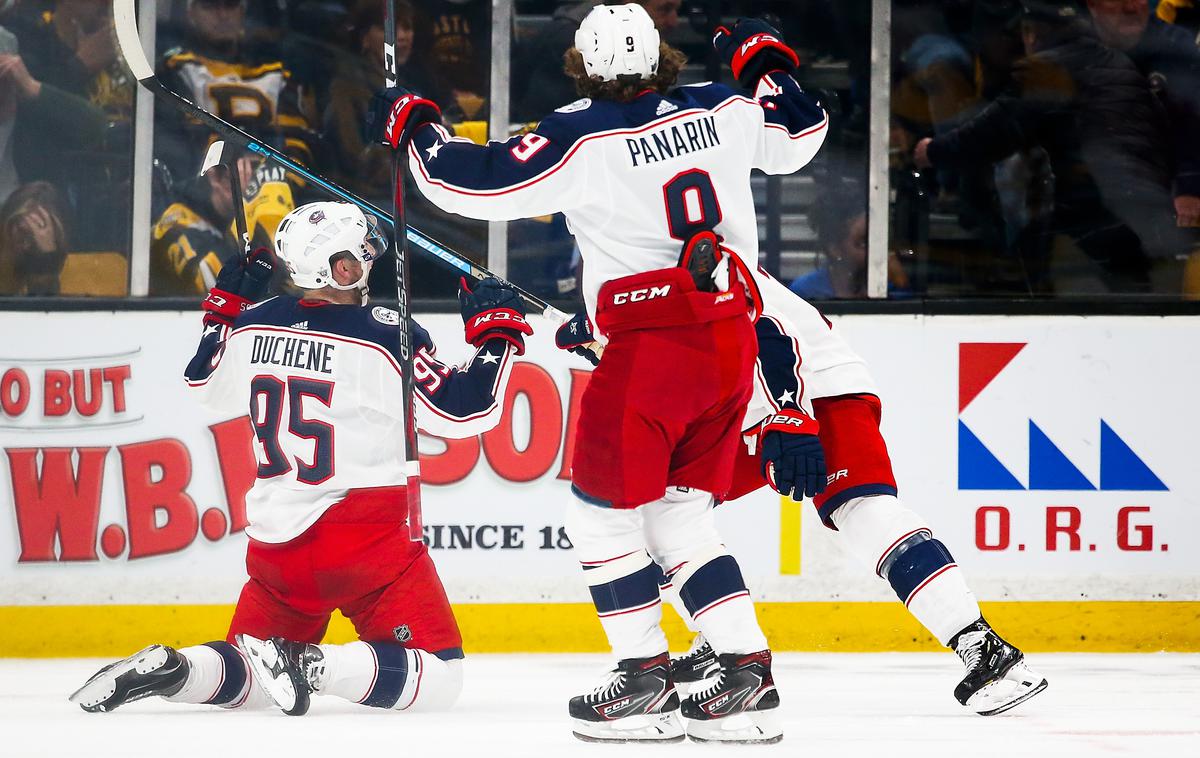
[611, 285, 671, 305]
[601, 697, 631, 716]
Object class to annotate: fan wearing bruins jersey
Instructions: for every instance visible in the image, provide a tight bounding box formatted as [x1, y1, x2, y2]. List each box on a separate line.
[156, 0, 316, 187]
[151, 155, 295, 295]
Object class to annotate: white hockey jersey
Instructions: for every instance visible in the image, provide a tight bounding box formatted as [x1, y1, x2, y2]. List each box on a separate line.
[184, 297, 516, 543]
[406, 73, 828, 326]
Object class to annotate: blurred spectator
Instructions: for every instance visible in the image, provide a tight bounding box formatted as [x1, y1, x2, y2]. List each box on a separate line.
[0, 181, 69, 295]
[150, 165, 239, 296]
[325, 0, 433, 197]
[7, 0, 131, 119]
[414, 0, 490, 120]
[150, 151, 295, 295]
[637, 0, 680, 36]
[1087, 0, 1200, 227]
[513, 0, 678, 122]
[512, 1, 598, 122]
[0, 48, 107, 190]
[156, 0, 315, 188]
[790, 181, 910, 299]
[914, 1, 1185, 292]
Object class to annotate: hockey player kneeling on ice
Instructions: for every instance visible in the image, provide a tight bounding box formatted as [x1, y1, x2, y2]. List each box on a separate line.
[70, 201, 531, 716]
[368, 3, 824, 745]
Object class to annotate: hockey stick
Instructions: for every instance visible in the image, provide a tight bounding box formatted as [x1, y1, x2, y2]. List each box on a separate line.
[382, 2, 422, 542]
[111, 0, 569, 324]
[200, 140, 250, 255]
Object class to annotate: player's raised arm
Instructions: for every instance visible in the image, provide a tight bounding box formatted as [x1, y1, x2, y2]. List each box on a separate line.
[713, 19, 830, 175]
[182, 246, 275, 413]
[366, 89, 585, 221]
[408, 278, 532, 439]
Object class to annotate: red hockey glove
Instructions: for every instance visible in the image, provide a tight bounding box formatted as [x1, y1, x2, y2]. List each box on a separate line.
[759, 408, 827, 501]
[712, 18, 800, 89]
[367, 85, 442, 149]
[554, 312, 602, 366]
[201, 246, 275, 327]
[458, 276, 533, 355]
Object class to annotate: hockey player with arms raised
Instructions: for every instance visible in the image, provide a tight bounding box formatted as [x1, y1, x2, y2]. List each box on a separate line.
[370, 2, 832, 744]
[71, 201, 533, 717]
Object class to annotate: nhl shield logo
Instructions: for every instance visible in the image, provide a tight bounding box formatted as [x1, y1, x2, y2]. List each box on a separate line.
[393, 624, 412, 643]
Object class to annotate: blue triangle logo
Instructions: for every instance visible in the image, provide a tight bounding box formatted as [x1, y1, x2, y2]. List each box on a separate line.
[1028, 421, 1095, 490]
[1100, 421, 1167, 491]
[959, 421, 1024, 490]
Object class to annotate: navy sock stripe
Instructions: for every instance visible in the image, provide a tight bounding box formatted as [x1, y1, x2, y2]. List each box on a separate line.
[819, 483, 899, 527]
[201, 641, 247, 705]
[886, 538, 955, 602]
[679, 555, 748, 618]
[360, 642, 410, 709]
[588, 561, 661, 615]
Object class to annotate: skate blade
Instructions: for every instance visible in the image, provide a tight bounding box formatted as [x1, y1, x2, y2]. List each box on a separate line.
[967, 661, 1049, 716]
[69, 645, 170, 712]
[685, 710, 783, 744]
[571, 712, 685, 743]
[236, 634, 309, 716]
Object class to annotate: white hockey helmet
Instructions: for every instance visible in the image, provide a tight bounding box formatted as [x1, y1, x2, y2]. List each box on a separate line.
[273, 201, 386, 292]
[574, 3, 660, 82]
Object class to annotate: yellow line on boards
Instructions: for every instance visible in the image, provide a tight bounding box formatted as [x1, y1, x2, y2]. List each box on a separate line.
[1, 602, 1196, 657]
[779, 495, 802, 575]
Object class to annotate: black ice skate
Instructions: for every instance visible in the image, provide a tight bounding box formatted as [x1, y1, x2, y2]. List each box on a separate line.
[670, 633, 718, 686]
[69, 644, 189, 713]
[951, 619, 1048, 715]
[236, 634, 324, 716]
[569, 653, 684, 743]
[680, 650, 782, 744]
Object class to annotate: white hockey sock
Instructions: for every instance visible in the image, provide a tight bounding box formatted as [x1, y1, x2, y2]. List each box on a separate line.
[831, 495, 983, 646]
[904, 565, 982, 646]
[584, 550, 669, 659]
[660, 574, 700, 636]
[167, 642, 270, 709]
[318, 641, 463, 711]
[643, 488, 769, 655]
[565, 495, 668, 660]
[671, 550, 769, 655]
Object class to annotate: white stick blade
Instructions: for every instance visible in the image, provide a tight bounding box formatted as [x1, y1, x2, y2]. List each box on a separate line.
[113, 0, 155, 81]
[200, 141, 226, 177]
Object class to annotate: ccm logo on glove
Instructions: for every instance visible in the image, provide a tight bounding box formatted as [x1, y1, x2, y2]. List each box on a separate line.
[612, 284, 671, 305]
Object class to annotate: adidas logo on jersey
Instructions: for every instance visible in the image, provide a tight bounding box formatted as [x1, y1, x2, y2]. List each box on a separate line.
[291, 321, 309, 330]
[655, 100, 678, 115]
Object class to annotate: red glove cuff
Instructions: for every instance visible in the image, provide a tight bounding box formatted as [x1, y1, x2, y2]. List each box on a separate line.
[465, 308, 533, 347]
[730, 34, 799, 81]
[761, 408, 820, 437]
[479, 331, 527, 356]
[202, 288, 250, 322]
[385, 95, 441, 149]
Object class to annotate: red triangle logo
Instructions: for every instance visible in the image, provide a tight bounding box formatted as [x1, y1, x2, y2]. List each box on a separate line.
[959, 343, 1026, 412]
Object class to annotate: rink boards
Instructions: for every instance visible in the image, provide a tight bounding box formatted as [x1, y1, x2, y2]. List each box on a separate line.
[0, 311, 1197, 655]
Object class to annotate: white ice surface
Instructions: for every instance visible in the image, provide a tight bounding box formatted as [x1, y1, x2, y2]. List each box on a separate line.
[4, 654, 1198, 757]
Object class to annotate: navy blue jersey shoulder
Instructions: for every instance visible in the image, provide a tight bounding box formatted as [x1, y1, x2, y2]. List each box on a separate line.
[537, 82, 741, 142]
[234, 297, 429, 365]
